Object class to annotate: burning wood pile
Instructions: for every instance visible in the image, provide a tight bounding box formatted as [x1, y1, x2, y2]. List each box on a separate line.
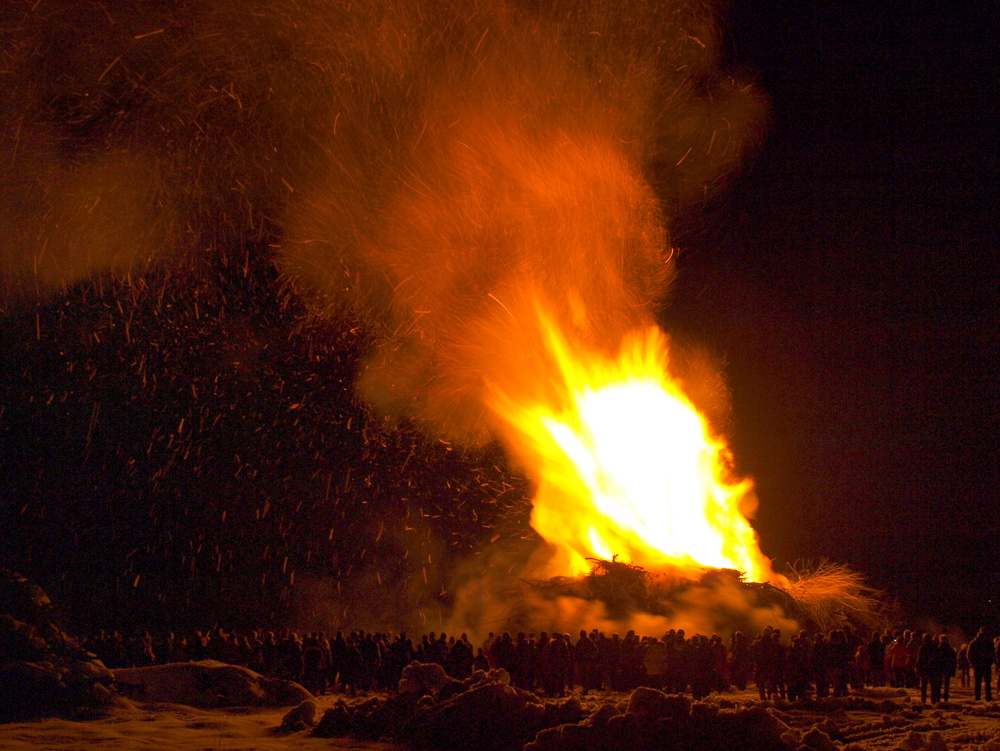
[527, 557, 807, 627]
[478, 556, 886, 641]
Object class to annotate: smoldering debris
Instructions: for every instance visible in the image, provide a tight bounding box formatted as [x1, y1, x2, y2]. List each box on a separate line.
[526, 560, 807, 628]
[444, 555, 890, 642]
[481, 560, 804, 639]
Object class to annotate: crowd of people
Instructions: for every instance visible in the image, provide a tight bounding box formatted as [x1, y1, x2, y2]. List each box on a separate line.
[80, 623, 1000, 705]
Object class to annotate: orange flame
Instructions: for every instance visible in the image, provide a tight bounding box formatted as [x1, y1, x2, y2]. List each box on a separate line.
[491, 312, 772, 583]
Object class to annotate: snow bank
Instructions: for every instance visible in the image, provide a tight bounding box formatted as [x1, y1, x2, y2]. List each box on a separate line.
[113, 660, 312, 709]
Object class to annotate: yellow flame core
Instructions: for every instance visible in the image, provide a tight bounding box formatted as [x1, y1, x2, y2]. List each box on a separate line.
[493, 321, 771, 583]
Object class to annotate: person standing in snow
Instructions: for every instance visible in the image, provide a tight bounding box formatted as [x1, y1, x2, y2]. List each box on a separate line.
[967, 627, 995, 701]
[938, 634, 957, 702]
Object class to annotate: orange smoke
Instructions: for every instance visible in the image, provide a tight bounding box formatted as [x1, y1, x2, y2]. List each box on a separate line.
[490, 310, 773, 582]
[0, 0, 773, 602]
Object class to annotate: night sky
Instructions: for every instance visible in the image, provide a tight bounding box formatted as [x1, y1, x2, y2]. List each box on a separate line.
[1, 2, 997, 634]
[669, 2, 998, 627]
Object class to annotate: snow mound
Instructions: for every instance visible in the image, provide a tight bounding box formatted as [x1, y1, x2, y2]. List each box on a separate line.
[310, 670, 794, 751]
[0, 571, 120, 723]
[113, 660, 312, 709]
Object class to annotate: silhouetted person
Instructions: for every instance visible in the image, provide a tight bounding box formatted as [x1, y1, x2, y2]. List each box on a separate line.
[886, 633, 910, 688]
[690, 635, 715, 700]
[447, 635, 474, 679]
[967, 627, 994, 701]
[574, 630, 599, 694]
[729, 631, 750, 691]
[473, 647, 490, 672]
[785, 635, 812, 702]
[957, 642, 970, 688]
[811, 632, 830, 698]
[995, 636, 1000, 698]
[512, 632, 532, 689]
[938, 634, 957, 702]
[301, 632, 328, 694]
[916, 632, 943, 704]
[867, 633, 887, 687]
[493, 632, 514, 675]
[709, 634, 728, 693]
[827, 630, 851, 697]
[542, 633, 571, 696]
[643, 637, 667, 690]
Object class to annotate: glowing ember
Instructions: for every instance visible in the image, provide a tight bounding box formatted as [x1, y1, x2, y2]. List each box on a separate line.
[491, 314, 772, 583]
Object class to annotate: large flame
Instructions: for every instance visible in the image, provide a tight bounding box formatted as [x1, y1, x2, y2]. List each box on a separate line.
[491, 312, 772, 583]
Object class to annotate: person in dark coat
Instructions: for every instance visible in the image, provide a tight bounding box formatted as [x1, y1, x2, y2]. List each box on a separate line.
[384, 633, 414, 689]
[689, 635, 715, 700]
[867, 632, 887, 687]
[785, 635, 812, 702]
[664, 631, 686, 694]
[301, 632, 328, 694]
[996, 636, 1000, 699]
[512, 632, 532, 689]
[967, 627, 994, 701]
[603, 633, 623, 691]
[447, 635, 474, 680]
[938, 634, 957, 702]
[750, 629, 774, 700]
[473, 647, 491, 672]
[827, 630, 851, 698]
[729, 631, 750, 691]
[957, 642, 970, 687]
[493, 632, 514, 675]
[574, 630, 599, 694]
[621, 631, 645, 691]
[916, 632, 944, 704]
[543, 633, 571, 697]
[811, 632, 831, 698]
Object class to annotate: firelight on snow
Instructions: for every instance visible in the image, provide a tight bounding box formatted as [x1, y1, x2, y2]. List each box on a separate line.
[491, 311, 773, 582]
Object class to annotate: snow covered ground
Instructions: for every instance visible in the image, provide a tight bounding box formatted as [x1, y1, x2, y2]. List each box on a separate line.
[2, 682, 1000, 751]
[0, 700, 403, 751]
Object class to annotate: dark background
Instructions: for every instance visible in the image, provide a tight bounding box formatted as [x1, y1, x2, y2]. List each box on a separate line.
[1, 2, 997, 634]
[670, 1, 998, 627]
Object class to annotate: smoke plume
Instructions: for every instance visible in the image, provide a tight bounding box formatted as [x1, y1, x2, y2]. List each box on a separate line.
[2, 0, 770, 632]
[2, 0, 764, 439]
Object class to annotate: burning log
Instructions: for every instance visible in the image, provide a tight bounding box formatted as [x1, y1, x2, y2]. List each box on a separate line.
[583, 558, 654, 621]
